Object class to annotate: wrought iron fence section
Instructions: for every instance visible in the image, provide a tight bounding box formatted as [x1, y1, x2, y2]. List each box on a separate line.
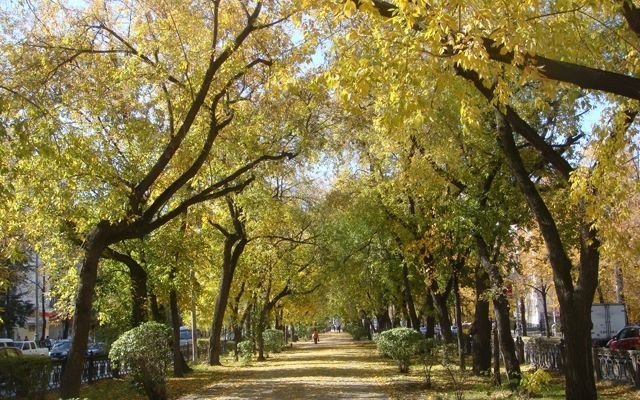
[594, 348, 640, 387]
[523, 338, 564, 371]
[47, 356, 127, 391]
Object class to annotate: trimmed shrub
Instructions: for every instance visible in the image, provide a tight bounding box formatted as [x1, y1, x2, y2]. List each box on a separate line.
[262, 329, 284, 355]
[0, 355, 52, 399]
[109, 321, 172, 400]
[237, 340, 254, 364]
[375, 327, 424, 372]
[344, 323, 368, 340]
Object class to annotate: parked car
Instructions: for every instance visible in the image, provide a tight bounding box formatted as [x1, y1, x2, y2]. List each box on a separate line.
[49, 340, 72, 360]
[606, 325, 640, 350]
[0, 339, 15, 348]
[0, 347, 22, 358]
[86, 342, 107, 357]
[13, 341, 49, 356]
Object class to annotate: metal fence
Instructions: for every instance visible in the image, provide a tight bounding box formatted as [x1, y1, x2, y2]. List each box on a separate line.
[521, 337, 640, 388]
[48, 355, 127, 390]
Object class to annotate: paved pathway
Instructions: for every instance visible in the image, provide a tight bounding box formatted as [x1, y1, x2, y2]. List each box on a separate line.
[180, 332, 393, 399]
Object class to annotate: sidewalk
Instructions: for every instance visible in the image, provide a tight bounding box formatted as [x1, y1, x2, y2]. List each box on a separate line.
[179, 332, 391, 399]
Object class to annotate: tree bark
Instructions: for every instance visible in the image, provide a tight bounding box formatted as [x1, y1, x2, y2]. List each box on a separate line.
[496, 111, 598, 399]
[149, 291, 161, 322]
[60, 225, 108, 399]
[472, 269, 491, 375]
[208, 200, 247, 366]
[519, 296, 527, 337]
[540, 287, 551, 337]
[402, 263, 421, 331]
[431, 282, 454, 343]
[424, 292, 436, 338]
[453, 274, 465, 370]
[474, 234, 521, 382]
[103, 249, 149, 327]
[614, 262, 625, 304]
[169, 286, 191, 376]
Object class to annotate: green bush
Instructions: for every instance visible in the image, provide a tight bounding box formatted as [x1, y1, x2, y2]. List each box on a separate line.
[262, 329, 284, 355]
[375, 327, 424, 372]
[109, 321, 172, 400]
[0, 355, 52, 399]
[237, 340, 254, 364]
[520, 368, 552, 396]
[344, 323, 368, 340]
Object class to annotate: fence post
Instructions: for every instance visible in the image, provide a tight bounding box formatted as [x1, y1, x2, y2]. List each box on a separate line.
[88, 352, 95, 383]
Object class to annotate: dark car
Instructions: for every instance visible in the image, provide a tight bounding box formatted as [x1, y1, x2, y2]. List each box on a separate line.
[86, 342, 107, 357]
[607, 325, 640, 350]
[48, 340, 71, 360]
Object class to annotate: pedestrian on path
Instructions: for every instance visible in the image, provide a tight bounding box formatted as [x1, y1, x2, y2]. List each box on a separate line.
[312, 329, 319, 344]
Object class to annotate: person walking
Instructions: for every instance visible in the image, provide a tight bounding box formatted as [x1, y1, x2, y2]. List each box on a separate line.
[312, 329, 319, 344]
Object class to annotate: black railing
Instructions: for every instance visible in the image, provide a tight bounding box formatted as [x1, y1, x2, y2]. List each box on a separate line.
[48, 355, 127, 390]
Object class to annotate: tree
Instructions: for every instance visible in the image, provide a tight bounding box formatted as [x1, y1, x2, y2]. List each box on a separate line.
[1, 1, 304, 395]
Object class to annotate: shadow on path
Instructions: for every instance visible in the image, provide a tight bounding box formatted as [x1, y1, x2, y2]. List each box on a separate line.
[180, 332, 393, 400]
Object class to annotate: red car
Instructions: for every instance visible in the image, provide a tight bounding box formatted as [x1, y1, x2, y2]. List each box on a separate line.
[607, 325, 640, 350]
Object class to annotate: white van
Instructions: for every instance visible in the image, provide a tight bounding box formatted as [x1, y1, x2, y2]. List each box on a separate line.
[0, 338, 15, 348]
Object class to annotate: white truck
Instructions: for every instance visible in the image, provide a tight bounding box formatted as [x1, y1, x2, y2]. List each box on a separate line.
[13, 340, 49, 356]
[591, 303, 627, 346]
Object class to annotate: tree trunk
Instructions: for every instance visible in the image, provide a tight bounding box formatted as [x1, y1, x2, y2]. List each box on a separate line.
[169, 287, 191, 376]
[474, 234, 521, 382]
[402, 263, 421, 331]
[492, 323, 501, 386]
[256, 310, 267, 361]
[425, 292, 435, 338]
[149, 291, 161, 322]
[208, 262, 235, 365]
[431, 282, 454, 343]
[60, 226, 108, 398]
[496, 111, 598, 399]
[519, 296, 527, 337]
[541, 289, 551, 337]
[103, 249, 149, 327]
[41, 280, 46, 343]
[129, 261, 149, 327]
[376, 310, 392, 332]
[472, 269, 491, 375]
[208, 199, 247, 366]
[453, 274, 465, 370]
[614, 262, 625, 304]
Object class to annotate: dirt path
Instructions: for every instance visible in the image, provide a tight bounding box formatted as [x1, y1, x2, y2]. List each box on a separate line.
[179, 332, 396, 399]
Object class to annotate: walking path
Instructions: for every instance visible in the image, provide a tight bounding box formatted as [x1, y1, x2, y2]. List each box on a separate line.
[179, 332, 395, 400]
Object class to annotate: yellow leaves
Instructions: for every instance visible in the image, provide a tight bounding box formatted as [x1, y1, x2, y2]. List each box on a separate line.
[346, 30, 358, 42]
[343, 0, 357, 17]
